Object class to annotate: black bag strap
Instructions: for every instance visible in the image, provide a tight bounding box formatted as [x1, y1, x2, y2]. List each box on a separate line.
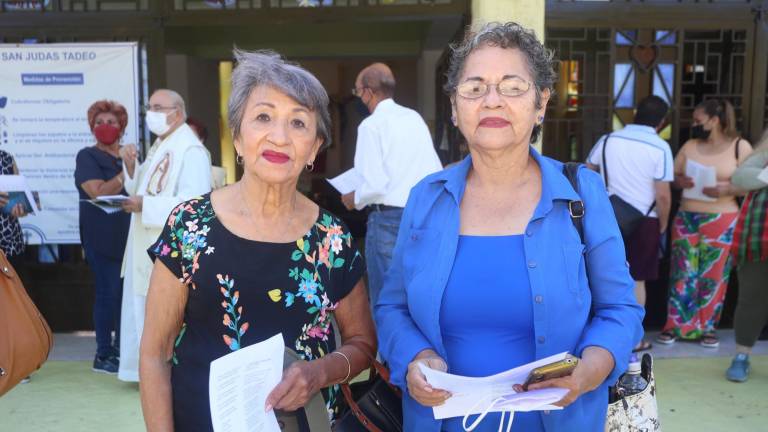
[602, 133, 657, 216]
[734, 137, 741, 161]
[563, 162, 585, 244]
[601, 133, 611, 188]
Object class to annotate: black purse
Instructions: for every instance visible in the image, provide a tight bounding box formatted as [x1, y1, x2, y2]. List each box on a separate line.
[601, 134, 654, 239]
[333, 360, 403, 432]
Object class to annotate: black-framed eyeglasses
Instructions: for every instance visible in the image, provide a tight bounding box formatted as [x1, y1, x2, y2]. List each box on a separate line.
[351, 87, 368, 97]
[456, 77, 532, 99]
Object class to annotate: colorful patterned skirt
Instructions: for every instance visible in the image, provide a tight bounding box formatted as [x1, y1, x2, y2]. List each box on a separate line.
[663, 210, 739, 339]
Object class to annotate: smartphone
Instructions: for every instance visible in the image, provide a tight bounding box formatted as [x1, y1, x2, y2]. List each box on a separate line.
[521, 355, 579, 391]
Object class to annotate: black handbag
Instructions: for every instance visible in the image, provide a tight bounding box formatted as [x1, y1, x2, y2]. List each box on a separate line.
[601, 134, 654, 238]
[334, 360, 403, 432]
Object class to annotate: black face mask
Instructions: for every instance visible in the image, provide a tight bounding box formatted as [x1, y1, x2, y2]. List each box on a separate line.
[691, 124, 711, 140]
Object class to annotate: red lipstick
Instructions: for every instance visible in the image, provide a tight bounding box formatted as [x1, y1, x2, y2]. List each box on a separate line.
[262, 150, 290, 164]
[479, 117, 510, 128]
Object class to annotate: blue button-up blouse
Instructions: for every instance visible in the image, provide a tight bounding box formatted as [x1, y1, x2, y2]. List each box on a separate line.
[374, 148, 645, 432]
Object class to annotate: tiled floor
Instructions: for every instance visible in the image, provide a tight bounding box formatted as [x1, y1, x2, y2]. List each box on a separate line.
[643, 330, 768, 359]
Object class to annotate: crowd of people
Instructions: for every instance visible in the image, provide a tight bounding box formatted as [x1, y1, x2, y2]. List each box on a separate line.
[3, 19, 767, 432]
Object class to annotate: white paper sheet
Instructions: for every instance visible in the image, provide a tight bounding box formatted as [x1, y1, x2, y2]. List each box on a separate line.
[757, 165, 768, 184]
[420, 352, 570, 420]
[327, 168, 363, 195]
[209, 333, 284, 432]
[682, 159, 717, 202]
[0, 175, 41, 214]
[81, 195, 130, 214]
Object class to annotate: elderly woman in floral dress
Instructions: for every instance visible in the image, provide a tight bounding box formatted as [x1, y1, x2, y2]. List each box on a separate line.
[139, 50, 376, 432]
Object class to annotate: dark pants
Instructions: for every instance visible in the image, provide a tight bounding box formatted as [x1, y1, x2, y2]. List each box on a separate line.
[84, 247, 123, 358]
[734, 260, 768, 348]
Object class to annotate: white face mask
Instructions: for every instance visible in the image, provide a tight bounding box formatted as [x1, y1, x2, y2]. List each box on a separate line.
[146, 110, 172, 136]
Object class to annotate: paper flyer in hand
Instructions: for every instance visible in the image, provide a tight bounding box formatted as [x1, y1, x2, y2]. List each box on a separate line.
[327, 168, 363, 195]
[419, 352, 571, 420]
[0, 175, 41, 215]
[682, 159, 717, 202]
[209, 333, 284, 432]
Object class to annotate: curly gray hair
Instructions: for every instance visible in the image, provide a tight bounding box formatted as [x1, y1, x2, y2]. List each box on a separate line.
[444, 22, 557, 143]
[228, 49, 332, 149]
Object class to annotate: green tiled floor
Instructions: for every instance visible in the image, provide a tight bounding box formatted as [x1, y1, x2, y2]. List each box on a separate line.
[1, 356, 766, 431]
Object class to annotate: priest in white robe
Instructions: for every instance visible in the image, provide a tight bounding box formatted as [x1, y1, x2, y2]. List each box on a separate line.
[118, 89, 212, 382]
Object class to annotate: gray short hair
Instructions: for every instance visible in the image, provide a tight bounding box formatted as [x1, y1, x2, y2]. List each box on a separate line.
[228, 49, 331, 149]
[444, 22, 557, 143]
[153, 89, 187, 121]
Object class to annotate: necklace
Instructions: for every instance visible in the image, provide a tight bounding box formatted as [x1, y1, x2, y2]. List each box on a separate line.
[238, 181, 298, 238]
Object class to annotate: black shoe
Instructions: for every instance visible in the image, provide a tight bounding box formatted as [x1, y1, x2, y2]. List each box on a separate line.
[92, 355, 119, 375]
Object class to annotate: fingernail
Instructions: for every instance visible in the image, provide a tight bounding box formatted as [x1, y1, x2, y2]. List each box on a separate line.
[424, 386, 433, 393]
[265, 404, 272, 412]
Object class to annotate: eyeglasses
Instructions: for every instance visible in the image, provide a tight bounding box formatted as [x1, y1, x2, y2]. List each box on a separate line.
[455, 77, 531, 99]
[142, 104, 178, 113]
[351, 87, 367, 97]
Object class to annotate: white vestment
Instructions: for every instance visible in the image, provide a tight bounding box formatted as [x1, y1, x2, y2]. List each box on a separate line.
[118, 123, 212, 382]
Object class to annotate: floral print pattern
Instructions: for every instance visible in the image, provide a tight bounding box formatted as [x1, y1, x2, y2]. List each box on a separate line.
[148, 194, 363, 428]
[663, 211, 738, 339]
[153, 197, 216, 288]
[218, 274, 250, 351]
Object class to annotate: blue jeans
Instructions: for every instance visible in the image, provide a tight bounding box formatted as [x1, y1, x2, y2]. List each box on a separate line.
[365, 208, 403, 312]
[84, 247, 123, 358]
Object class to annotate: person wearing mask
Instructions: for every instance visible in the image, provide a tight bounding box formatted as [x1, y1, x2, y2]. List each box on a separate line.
[375, 22, 643, 431]
[140, 50, 375, 431]
[725, 128, 768, 382]
[657, 99, 752, 348]
[117, 89, 212, 382]
[74, 100, 132, 374]
[341, 63, 442, 310]
[586, 95, 673, 352]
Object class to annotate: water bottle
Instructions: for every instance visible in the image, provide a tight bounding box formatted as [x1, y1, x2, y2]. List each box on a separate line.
[617, 355, 648, 397]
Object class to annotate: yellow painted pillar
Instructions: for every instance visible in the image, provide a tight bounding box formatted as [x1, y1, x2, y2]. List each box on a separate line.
[472, 0, 546, 152]
[219, 61, 236, 184]
[471, 0, 544, 40]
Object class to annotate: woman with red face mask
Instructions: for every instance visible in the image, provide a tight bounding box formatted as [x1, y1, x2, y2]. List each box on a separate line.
[74, 100, 132, 374]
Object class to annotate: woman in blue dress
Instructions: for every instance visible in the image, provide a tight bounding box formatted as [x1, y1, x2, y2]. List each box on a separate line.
[375, 22, 644, 431]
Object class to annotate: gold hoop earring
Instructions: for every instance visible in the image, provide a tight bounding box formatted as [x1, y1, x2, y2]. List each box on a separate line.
[236, 154, 244, 165]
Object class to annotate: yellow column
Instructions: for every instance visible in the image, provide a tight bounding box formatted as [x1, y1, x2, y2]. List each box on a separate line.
[471, 0, 546, 153]
[219, 61, 236, 184]
[471, 0, 544, 39]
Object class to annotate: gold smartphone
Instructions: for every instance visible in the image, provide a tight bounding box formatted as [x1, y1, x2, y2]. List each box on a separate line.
[521, 355, 579, 391]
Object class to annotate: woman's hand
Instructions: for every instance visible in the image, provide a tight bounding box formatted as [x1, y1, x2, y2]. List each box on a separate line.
[673, 174, 694, 189]
[265, 360, 325, 412]
[11, 203, 27, 218]
[521, 347, 614, 408]
[0, 192, 9, 208]
[702, 181, 735, 198]
[406, 349, 451, 407]
[122, 195, 143, 213]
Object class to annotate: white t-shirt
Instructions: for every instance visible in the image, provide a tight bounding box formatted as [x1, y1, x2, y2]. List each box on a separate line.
[586, 124, 673, 218]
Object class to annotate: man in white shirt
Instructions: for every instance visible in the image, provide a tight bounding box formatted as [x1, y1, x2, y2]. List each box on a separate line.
[586, 95, 672, 351]
[117, 89, 212, 381]
[341, 63, 442, 309]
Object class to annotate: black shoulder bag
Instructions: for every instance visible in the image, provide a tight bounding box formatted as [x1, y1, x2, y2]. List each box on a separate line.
[601, 134, 654, 239]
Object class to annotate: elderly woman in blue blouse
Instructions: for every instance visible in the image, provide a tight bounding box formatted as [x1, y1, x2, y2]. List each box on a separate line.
[375, 22, 644, 432]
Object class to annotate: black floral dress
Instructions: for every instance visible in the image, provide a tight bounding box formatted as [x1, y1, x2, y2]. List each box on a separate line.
[149, 194, 364, 431]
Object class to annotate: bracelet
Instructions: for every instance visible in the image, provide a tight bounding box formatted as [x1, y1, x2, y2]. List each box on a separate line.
[329, 351, 351, 384]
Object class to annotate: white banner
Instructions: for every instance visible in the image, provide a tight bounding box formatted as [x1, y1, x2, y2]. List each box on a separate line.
[0, 42, 140, 244]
